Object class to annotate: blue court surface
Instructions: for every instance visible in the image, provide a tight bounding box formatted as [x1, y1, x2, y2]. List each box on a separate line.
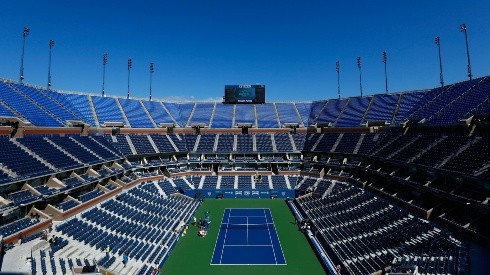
[211, 208, 286, 265]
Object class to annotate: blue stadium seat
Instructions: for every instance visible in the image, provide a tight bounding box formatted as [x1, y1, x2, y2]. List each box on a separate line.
[118, 98, 154, 128]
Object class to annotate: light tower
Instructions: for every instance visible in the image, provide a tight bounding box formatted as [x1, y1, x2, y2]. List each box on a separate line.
[47, 40, 55, 89]
[460, 23, 472, 80]
[127, 58, 132, 99]
[102, 53, 108, 96]
[435, 37, 444, 88]
[357, 57, 363, 97]
[19, 27, 30, 83]
[382, 51, 388, 94]
[149, 62, 155, 101]
[335, 61, 340, 99]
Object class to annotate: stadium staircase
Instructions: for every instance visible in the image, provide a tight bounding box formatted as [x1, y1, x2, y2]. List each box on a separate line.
[272, 103, 281, 127]
[232, 135, 238, 151]
[474, 162, 490, 177]
[370, 133, 401, 155]
[153, 181, 166, 197]
[408, 84, 457, 120]
[292, 102, 303, 126]
[147, 135, 160, 153]
[390, 94, 403, 124]
[10, 139, 57, 170]
[0, 100, 28, 122]
[409, 136, 446, 162]
[289, 133, 297, 151]
[230, 104, 236, 127]
[125, 135, 138, 155]
[271, 133, 278, 152]
[387, 135, 421, 159]
[9, 83, 66, 126]
[193, 135, 201, 152]
[185, 103, 197, 127]
[333, 98, 350, 127]
[0, 163, 17, 178]
[254, 104, 259, 127]
[359, 96, 376, 125]
[430, 77, 490, 123]
[330, 133, 343, 152]
[166, 135, 180, 152]
[38, 87, 85, 122]
[353, 133, 365, 154]
[115, 98, 131, 127]
[436, 137, 480, 168]
[212, 134, 219, 151]
[44, 138, 85, 165]
[159, 102, 180, 126]
[69, 137, 104, 161]
[208, 102, 217, 127]
[140, 100, 157, 128]
[87, 95, 100, 126]
[88, 136, 122, 158]
[322, 181, 336, 198]
[310, 133, 324, 152]
[311, 101, 329, 125]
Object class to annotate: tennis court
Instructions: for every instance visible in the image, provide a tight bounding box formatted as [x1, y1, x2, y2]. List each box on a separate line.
[211, 208, 286, 265]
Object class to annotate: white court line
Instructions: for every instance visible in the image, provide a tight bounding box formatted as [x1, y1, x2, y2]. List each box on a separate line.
[264, 209, 278, 264]
[211, 208, 287, 266]
[267, 208, 287, 264]
[209, 208, 229, 265]
[223, 244, 273, 247]
[220, 223, 273, 225]
[219, 209, 231, 264]
[228, 215, 268, 218]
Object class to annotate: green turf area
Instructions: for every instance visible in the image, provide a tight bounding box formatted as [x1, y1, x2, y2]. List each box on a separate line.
[161, 199, 325, 275]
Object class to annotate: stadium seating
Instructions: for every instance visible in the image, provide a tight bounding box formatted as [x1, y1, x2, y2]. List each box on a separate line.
[235, 104, 256, 126]
[60, 93, 97, 126]
[196, 134, 216, 152]
[256, 103, 278, 128]
[335, 133, 361, 154]
[316, 98, 348, 125]
[189, 103, 214, 126]
[0, 82, 62, 126]
[0, 137, 53, 178]
[48, 136, 103, 164]
[274, 133, 294, 152]
[0, 76, 489, 275]
[276, 103, 301, 126]
[296, 183, 465, 274]
[236, 134, 253, 152]
[255, 133, 273, 152]
[212, 104, 233, 128]
[0, 217, 39, 237]
[118, 98, 154, 128]
[364, 93, 399, 124]
[17, 136, 81, 171]
[295, 102, 311, 127]
[143, 100, 176, 126]
[216, 134, 234, 152]
[91, 96, 126, 125]
[335, 96, 372, 127]
[129, 135, 156, 154]
[13, 84, 81, 124]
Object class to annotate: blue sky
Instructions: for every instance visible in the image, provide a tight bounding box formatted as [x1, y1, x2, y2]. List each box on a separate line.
[0, 0, 488, 101]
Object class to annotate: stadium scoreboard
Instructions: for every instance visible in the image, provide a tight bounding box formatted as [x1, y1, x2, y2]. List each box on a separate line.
[223, 84, 265, 104]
